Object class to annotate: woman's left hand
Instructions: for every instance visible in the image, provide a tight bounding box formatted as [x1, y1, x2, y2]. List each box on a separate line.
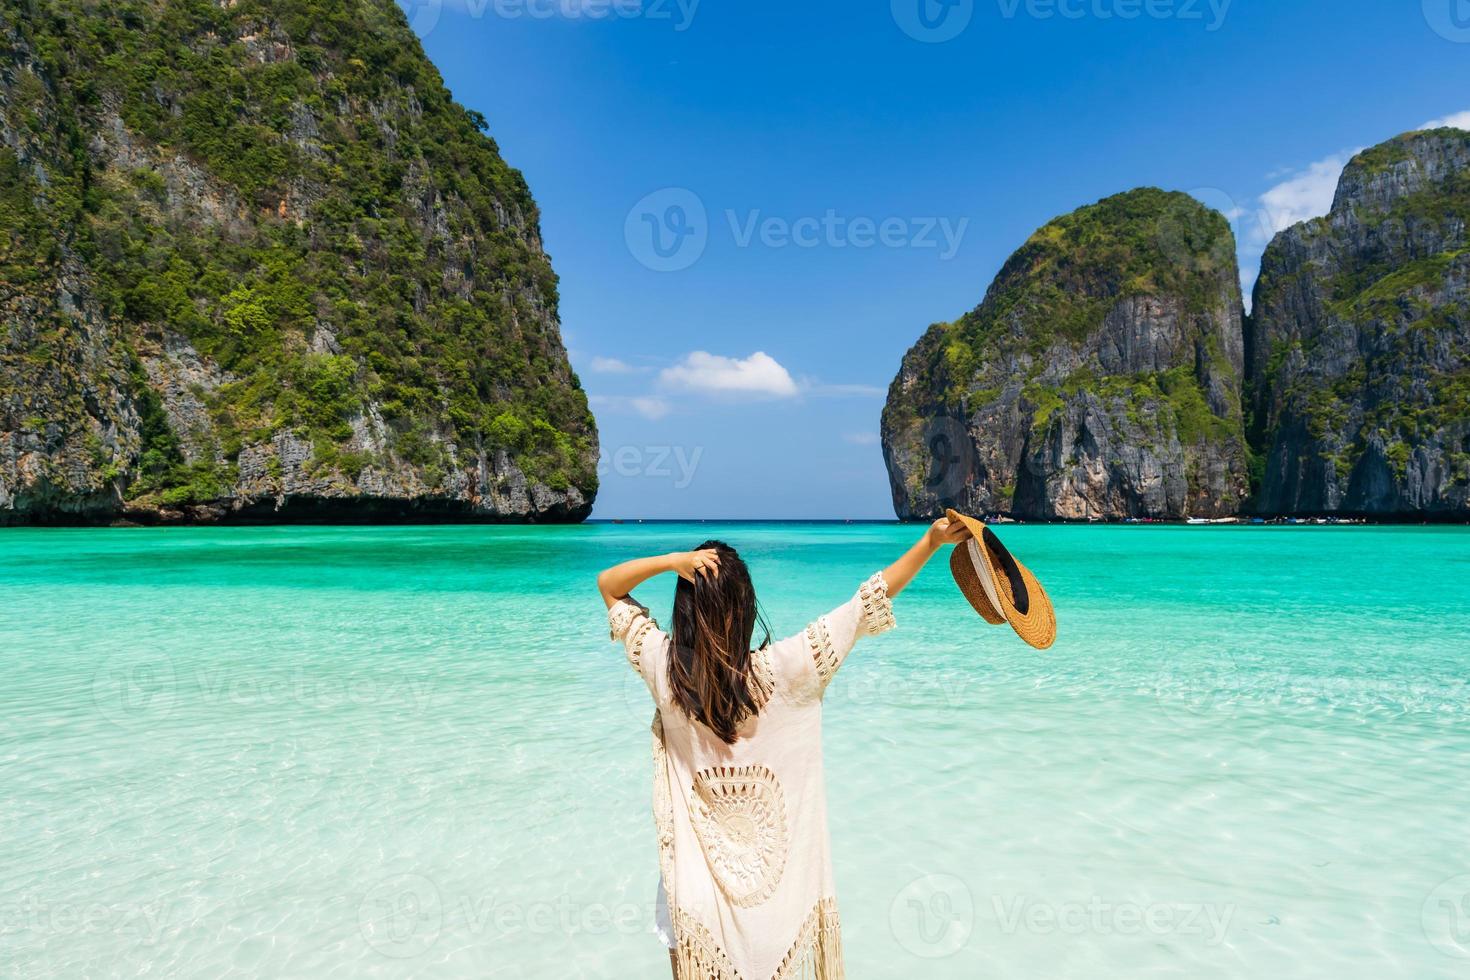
[599, 549, 720, 608]
[671, 549, 722, 583]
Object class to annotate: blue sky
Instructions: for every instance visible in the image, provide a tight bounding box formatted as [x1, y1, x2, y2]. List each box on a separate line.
[400, 0, 1470, 519]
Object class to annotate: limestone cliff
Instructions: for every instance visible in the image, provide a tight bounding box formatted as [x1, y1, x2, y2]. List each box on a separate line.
[0, 0, 596, 524]
[1246, 129, 1470, 518]
[882, 188, 1250, 520]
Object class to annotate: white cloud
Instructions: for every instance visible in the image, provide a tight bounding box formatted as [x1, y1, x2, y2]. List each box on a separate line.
[844, 432, 880, 445]
[658, 351, 799, 398]
[637, 398, 672, 420]
[1257, 151, 1358, 237]
[630, 397, 671, 420]
[1233, 149, 1360, 308]
[1236, 112, 1470, 306]
[588, 394, 671, 420]
[589, 356, 638, 374]
[588, 352, 875, 415]
[1250, 112, 1469, 243]
[1421, 110, 1470, 131]
[1252, 114, 1464, 239]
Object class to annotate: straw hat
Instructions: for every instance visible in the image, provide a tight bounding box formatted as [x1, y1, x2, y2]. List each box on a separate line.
[945, 508, 1056, 649]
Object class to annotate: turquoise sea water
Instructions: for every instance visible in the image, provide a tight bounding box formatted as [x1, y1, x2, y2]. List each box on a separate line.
[1, 523, 1468, 978]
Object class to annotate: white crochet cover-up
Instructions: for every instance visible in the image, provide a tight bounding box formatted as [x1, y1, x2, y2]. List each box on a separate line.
[608, 573, 896, 979]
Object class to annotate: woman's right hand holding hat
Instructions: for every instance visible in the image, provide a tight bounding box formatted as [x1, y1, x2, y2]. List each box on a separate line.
[927, 515, 974, 550]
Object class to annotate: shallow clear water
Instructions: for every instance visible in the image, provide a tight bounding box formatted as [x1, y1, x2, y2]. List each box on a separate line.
[1, 523, 1468, 978]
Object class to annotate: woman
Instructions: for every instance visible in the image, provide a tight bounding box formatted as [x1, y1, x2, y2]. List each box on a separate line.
[598, 517, 973, 978]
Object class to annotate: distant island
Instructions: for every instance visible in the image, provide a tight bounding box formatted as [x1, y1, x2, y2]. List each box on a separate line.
[0, 0, 596, 525]
[882, 129, 1470, 522]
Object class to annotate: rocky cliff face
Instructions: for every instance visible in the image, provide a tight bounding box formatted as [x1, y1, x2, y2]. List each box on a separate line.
[1246, 129, 1470, 518]
[882, 188, 1250, 520]
[0, 0, 596, 524]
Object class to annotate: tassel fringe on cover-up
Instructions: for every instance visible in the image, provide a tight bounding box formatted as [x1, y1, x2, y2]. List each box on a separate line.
[673, 897, 845, 980]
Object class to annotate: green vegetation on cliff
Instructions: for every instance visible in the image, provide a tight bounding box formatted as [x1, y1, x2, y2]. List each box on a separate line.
[0, 0, 595, 515]
[1247, 128, 1470, 515]
[942, 188, 1239, 416]
[882, 188, 1249, 521]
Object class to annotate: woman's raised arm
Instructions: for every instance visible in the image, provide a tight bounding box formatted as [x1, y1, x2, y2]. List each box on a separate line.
[597, 549, 721, 609]
[882, 517, 972, 598]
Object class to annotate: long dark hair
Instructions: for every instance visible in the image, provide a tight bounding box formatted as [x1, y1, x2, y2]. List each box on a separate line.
[669, 540, 771, 744]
